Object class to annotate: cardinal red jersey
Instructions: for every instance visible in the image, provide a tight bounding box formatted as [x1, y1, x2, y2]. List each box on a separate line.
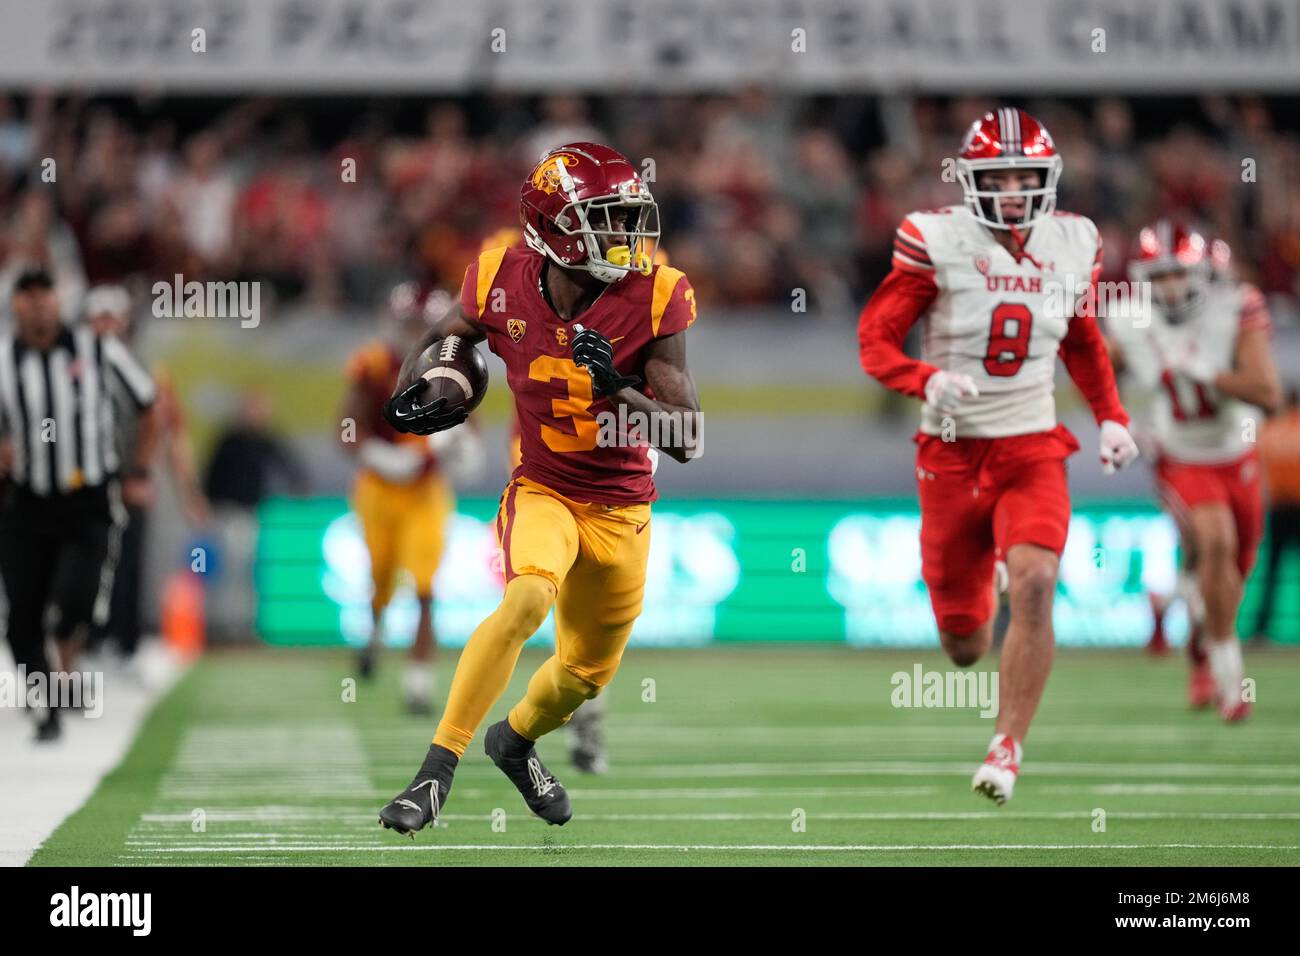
[460, 246, 697, 504]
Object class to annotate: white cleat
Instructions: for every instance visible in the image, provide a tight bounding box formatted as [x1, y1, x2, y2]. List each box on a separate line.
[972, 733, 1021, 805]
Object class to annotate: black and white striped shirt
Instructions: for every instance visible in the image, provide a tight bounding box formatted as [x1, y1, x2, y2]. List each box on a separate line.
[0, 325, 155, 496]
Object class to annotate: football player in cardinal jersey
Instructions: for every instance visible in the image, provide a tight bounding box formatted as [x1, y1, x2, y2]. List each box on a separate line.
[1108, 222, 1281, 721]
[858, 108, 1139, 804]
[340, 284, 482, 714]
[375, 143, 701, 836]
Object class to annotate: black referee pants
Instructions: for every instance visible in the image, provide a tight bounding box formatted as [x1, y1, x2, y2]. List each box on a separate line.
[0, 483, 121, 681]
[89, 504, 146, 658]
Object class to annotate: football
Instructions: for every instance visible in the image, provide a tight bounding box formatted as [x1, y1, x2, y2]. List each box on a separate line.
[409, 334, 490, 415]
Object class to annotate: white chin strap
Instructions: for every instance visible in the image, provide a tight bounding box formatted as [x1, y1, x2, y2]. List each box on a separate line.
[585, 257, 632, 284]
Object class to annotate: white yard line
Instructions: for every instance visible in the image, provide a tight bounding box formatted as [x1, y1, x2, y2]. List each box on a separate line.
[378, 760, 1300, 780]
[119, 842, 1300, 855]
[129, 808, 1300, 824]
[117, 720, 371, 863]
[0, 641, 186, 866]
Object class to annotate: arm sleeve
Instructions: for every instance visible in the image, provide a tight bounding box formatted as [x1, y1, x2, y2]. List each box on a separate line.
[1059, 235, 1129, 426]
[102, 334, 157, 409]
[857, 266, 940, 400]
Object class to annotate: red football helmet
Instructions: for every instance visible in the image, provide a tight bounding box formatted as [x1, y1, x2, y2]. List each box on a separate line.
[1128, 219, 1211, 317]
[956, 108, 1063, 230]
[520, 142, 659, 283]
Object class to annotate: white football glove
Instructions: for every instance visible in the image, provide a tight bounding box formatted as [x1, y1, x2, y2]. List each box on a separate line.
[1099, 420, 1140, 475]
[924, 369, 980, 415]
[358, 438, 428, 483]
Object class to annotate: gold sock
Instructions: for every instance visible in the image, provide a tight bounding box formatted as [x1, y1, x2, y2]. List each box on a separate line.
[432, 575, 554, 756]
[508, 654, 599, 740]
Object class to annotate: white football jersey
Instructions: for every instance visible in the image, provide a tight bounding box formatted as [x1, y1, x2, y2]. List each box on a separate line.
[1110, 281, 1270, 464]
[897, 206, 1102, 438]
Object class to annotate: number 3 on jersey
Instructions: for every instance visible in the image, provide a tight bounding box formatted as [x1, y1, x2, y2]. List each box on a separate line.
[529, 354, 599, 452]
[984, 302, 1033, 377]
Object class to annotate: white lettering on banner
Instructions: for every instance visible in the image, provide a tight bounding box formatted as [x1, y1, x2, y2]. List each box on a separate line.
[1, 0, 1296, 90]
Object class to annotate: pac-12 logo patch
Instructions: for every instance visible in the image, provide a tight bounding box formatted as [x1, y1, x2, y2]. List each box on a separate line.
[974, 254, 991, 276]
[507, 318, 526, 343]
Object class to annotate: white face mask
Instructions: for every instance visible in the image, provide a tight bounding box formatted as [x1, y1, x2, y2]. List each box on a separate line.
[526, 180, 661, 283]
[956, 157, 1063, 230]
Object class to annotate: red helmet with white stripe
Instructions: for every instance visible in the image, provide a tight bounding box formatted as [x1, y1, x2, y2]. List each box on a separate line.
[1128, 219, 1211, 317]
[956, 109, 1063, 230]
[1128, 219, 1210, 277]
[520, 142, 660, 284]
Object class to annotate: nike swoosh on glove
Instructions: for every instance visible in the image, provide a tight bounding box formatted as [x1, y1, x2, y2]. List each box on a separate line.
[1099, 419, 1140, 474]
[924, 369, 980, 415]
[383, 381, 469, 436]
[571, 325, 641, 398]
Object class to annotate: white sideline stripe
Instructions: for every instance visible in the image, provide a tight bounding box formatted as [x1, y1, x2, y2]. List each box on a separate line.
[127, 810, 1300, 830]
[1043, 783, 1300, 796]
[594, 723, 1300, 738]
[121, 842, 1300, 854]
[0, 641, 186, 866]
[386, 760, 1300, 780]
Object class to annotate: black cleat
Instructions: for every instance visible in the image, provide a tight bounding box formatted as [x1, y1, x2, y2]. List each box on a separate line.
[34, 709, 61, 744]
[356, 647, 376, 681]
[378, 745, 457, 838]
[484, 720, 572, 825]
[567, 700, 608, 775]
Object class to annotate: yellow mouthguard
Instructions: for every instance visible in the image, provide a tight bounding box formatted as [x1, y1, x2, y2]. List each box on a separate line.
[605, 246, 653, 275]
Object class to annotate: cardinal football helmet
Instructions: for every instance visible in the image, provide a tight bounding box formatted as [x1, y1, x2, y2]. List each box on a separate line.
[520, 142, 659, 284]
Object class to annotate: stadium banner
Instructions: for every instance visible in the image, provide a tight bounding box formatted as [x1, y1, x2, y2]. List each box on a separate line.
[252, 496, 1295, 649]
[1, 0, 1298, 92]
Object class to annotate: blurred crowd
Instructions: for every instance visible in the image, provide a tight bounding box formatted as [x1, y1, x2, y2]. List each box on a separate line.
[1, 90, 1299, 321]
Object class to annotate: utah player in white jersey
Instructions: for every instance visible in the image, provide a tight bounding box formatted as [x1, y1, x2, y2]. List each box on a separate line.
[1108, 221, 1281, 721]
[858, 109, 1139, 804]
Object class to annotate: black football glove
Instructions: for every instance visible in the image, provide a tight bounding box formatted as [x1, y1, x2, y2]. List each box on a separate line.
[382, 380, 468, 436]
[571, 326, 640, 398]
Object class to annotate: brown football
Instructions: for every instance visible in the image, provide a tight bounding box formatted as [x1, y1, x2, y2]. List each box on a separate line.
[409, 335, 489, 414]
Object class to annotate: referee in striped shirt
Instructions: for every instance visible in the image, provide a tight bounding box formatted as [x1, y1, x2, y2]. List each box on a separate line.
[0, 267, 158, 741]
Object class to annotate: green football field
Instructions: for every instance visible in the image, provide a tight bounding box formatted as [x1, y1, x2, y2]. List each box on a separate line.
[29, 646, 1300, 867]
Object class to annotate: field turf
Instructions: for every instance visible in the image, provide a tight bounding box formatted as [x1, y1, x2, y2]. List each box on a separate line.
[29, 646, 1300, 866]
